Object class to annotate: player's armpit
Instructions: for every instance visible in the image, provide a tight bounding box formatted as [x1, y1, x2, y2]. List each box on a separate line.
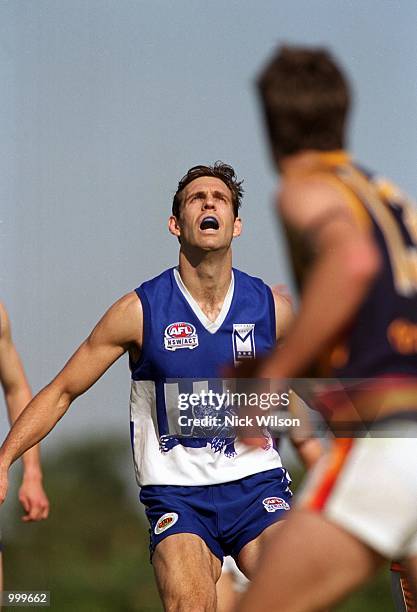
[271, 287, 295, 343]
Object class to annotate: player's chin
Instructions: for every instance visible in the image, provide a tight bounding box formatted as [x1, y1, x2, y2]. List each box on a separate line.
[198, 240, 225, 252]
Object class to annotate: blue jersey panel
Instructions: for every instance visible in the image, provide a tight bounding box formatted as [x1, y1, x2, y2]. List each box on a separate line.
[131, 267, 275, 381]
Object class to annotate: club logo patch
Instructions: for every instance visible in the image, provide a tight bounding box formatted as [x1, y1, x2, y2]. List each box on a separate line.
[233, 324, 255, 363]
[164, 322, 199, 351]
[154, 512, 179, 534]
[262, 497, 290, 513]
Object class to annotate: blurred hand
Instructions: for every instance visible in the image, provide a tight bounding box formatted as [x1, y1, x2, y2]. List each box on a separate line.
[223, 356, 275, 449]
[19, 474, 50, 522]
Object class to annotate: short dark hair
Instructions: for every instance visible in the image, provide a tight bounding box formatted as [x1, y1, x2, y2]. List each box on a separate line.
[172, 162, 244, 219]
[257, 45, 351, 161]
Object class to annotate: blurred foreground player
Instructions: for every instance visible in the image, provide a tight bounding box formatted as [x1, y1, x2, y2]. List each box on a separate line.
[0, 303, 49, 590]
[238, 46, 417, 611]
[217, 555, 249, 612]
[217, 425, 323, 612]
[0, 163, 295, 611]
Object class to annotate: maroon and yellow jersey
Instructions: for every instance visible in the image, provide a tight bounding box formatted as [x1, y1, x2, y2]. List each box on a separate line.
[286, 151, 417, 378]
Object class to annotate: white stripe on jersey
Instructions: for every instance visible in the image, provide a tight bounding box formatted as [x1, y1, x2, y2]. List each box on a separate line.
[130, 379, 282, 487]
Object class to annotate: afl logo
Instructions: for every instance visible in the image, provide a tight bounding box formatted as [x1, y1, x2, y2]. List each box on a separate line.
[262, 497, 290, 513]
[164, 322, 199, 351]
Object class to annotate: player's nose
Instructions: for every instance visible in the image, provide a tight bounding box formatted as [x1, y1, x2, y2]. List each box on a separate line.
[202, 197, 216, 210]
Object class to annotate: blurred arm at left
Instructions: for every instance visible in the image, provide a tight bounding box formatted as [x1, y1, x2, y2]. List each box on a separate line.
[0, 303, 49, 521]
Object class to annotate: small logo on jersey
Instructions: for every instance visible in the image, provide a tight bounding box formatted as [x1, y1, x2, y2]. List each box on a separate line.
[164, 322, 199, 351]
[154, 512, 179, 534]
[262, 497, 290, 513]
[233, 324, 255, 363]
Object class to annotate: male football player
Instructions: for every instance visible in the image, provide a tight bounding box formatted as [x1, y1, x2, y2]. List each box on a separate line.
[238, 45, 417, 611]
[0, 163, 295, 611]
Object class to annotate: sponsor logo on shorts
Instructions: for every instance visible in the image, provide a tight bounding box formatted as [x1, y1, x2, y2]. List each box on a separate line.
[164, 322, 199, 351]
[262, 497, 290, 513]
[154, 512, 179, 535]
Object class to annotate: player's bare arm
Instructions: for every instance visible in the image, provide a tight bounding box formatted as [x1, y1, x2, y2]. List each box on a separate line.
[0, 305, 32, 419]
[0, 292, 143, 503]
[0, 303, 50, 520]
[259, 178, 381, 379]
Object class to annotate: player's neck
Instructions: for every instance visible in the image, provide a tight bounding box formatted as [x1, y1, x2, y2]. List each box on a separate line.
[177, 250, 233, 321]
[279, 149, 349, 177]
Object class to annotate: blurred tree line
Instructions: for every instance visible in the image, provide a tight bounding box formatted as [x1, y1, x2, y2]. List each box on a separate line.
[2, 437, 392, 611]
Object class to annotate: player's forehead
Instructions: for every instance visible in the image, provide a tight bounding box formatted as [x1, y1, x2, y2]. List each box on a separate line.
[183, 176, 232, 200]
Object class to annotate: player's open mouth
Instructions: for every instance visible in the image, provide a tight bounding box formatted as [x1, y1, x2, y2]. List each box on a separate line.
[200, 216, 219, 230]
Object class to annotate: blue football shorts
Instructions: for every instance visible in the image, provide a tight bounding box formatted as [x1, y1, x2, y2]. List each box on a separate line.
[140, 467, 292, 563]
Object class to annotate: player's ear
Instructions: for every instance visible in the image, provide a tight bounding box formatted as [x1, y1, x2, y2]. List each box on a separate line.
[168, 215, 181, 238]
[233, 216, 242, 238]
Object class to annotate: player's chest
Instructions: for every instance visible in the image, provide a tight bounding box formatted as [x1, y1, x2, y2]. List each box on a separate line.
[150, 319, 260, 377]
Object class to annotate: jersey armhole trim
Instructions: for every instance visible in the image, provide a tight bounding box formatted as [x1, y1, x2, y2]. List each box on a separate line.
[266, 285, 277, 345]
[130, 287, 150, 374]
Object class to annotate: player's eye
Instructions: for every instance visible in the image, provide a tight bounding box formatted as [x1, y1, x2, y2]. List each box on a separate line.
[213, 192, 229, 203]
[190, 193, 204, 202]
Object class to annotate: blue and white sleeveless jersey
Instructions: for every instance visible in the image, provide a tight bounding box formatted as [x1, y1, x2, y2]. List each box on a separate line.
[129, 267, 282, 486]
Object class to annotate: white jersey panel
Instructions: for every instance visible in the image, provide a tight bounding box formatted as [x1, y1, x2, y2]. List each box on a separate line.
[130, 379, 282, 487]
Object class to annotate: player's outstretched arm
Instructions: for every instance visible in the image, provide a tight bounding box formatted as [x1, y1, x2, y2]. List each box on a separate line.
[260, 179, 381, 379]
[0, 303, 50, 520]
[0, 292, 142, 504]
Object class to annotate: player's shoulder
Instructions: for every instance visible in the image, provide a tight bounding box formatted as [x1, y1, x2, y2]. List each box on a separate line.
[97, 291, 141, 329]
[91, 291, 143, 347]
[112, 291, 142, 311]
[279, 174, 349, 230]
[107, 291, 143, 326]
